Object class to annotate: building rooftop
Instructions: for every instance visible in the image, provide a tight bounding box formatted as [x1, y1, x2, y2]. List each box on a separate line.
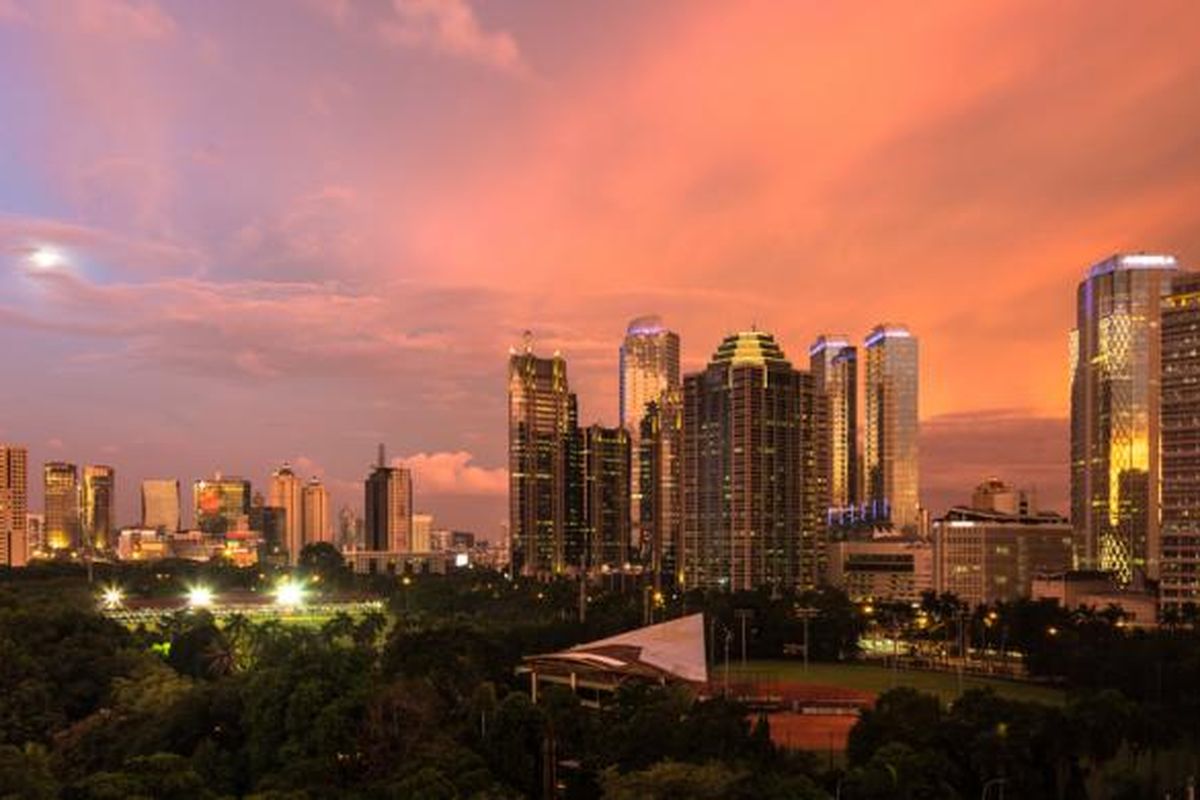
[711, 330, 792, 367]
[626, 314, 666, 336]
[864, 323, 912, 348]
[1087, 253, 1178, 279]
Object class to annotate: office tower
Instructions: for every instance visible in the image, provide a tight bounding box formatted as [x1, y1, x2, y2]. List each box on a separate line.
[193, 473, 251, 535]
[810, 335, 858, 518]
[268, 463, 304, 562]
[1071, 253, 1178, 583]
[580, 425, 631, 571]
[1160, 271, 1200, 610]
[620, 316, 681, 556]
[44, 461, 80, 552]
[0, 446, 28, 567]
[508, 337, 580, 577]
[932, 479, 1073, 607]
[365, 445, 413, 552]
[25, 514, 44, 558]
[863, 324, 920, 531]
[81, 465, 115, 551]
[337, 505, 361, 550]
[249, 492, 286, 559]
[141, 479, 181, 533]
[301, 477, 331, 546]
[412, 512, 433, 552]
[640, 390, 683, 587]
[681, 330, 826, 591]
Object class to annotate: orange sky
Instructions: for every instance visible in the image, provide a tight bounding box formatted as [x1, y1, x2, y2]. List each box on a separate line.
[2, 0, 1199, 532]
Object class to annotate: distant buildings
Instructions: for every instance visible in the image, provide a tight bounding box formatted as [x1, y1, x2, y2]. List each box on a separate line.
[580, 425, 631, 571]
[268, 464, 304, 563]
[0, 445, 28, 567]
[81, 465, 115, 552]
[141, 479, 181, 533]
[932, 479, 1074, 608]
[302, 477, 331, 546]
[193, 474, 251, 535]
[639, 392, 683, 587]
[411, 512, 434, 552]
[508, 339, 578, 577]
[620, 316, 680, 560]
[826, 537, 933, 603]
[681, 330, 826, 591]
[364, 446, 413, 553]
[864, 324, 920, 532]
[44, 461, 80, 552]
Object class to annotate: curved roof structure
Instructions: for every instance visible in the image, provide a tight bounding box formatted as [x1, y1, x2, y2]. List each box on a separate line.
[710, 330, 792, 368]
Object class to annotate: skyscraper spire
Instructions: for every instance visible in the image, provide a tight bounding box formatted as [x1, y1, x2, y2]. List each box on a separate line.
[377, 442, 386, 469]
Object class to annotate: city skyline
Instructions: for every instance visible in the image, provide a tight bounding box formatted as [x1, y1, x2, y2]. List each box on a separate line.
[4, 2, 1200, 536]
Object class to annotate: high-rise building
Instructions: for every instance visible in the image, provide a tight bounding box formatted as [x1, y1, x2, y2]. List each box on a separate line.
[580, 424, 631, 572]
[863, 324, 920, 531]
[337, 505, 361, 550]
[412, 512, 433, 552]
[141, 479, 181, 533]
[25, 514, 44, 558]
[681, 330, 826, 591]
[1071, 253, 1178, 583]
[301, 477, 331, 546]
[81, 465, 115, 552]
[640, 391, 683, 587]
[268, 464, 304, 563]
[810, 335, 858, 519]
[365, 446, 413, 552]
[620, 316, 681, 556]
[249, 492, 286, 560]
[1160, 271, 1200, 610]
[0, 446, 28, 567]
[44, 461, 80, 552]
[193, 474, 251, 535]
[508, 338, 580, 577]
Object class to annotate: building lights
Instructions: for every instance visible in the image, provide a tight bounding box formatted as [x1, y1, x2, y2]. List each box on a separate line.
[100, 585, 124, 610]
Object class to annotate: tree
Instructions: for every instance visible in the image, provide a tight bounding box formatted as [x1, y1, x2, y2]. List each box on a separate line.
[0, 744, 57, 800]
[298, 543, 346, 584]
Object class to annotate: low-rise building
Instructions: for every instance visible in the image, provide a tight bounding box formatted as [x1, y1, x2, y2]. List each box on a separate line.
[826, 535, 933, 602]
[1032, 570, 1159, 627]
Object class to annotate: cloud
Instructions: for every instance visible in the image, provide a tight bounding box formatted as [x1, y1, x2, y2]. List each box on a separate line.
[381, 0, 523, 72]
[395, 451, 507, 495]
[0, 0, 29, 24]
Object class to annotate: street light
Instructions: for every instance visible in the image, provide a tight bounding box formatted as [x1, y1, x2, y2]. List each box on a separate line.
[100, 585, 124, 610]
[275, 579, 305, 608]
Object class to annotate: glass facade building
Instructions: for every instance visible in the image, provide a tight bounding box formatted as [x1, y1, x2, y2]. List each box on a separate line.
[0, 445, 28, 567]
[681, 331, 826, 591]
[810, 335, 858, 519]
[44, 461, 80, 552]
[141, 479, 181, 533]
[81, 465, 115, 552]
[193, 474, 251, 535]
[639, 390, 683, 587]
[1070, 254, 1177, 583]
[508, 341, 579, 577]
[864, 324, 920, 532]
[580, 424, 631, 572]
[619, 316, 680, 560]
[302, 477, 331, 546]
[1160, 271, 1200, 609]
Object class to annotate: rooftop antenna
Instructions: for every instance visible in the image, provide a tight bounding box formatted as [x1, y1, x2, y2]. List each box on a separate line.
[377, 443, 386, 469]
[523, 329, 533, 353]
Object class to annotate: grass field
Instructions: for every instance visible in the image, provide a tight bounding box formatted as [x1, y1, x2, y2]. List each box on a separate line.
[728, 660, 1066, 706]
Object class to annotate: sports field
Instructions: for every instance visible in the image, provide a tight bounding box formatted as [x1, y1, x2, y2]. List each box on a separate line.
[728, 660, 1065, 706]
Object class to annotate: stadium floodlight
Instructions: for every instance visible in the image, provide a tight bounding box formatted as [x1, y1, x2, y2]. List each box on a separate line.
[100, 585, 124, 610]
[274, 579, 305, 608]
[187, 585, 214, 609]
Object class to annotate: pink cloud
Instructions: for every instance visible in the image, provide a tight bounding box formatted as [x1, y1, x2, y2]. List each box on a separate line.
[396, 451, 507, 495]
[0, 0, 29, 24]
[72, 0, 176, 40]
[382, 0, 524, 72]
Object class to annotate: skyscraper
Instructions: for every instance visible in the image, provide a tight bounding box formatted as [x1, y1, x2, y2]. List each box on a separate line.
[810, 335, 858, 517]
[0, 445, 28, 567]
[365, 446, 413, 552]
[1071, 254, 1178, 583]
[1158, 269, 1199, 609]
[193, 474, 251, 535]
[580, 424, 631, 572]
[863, 324, 920, 531]
[44, 461, 80, 552]
[302, 476, 331, 546]
[640, 390, 683, 587]
[268, 463, 304, 563]
[141, 479, 181, 533]
[508, 337, 579, 577]
[681, 330, 826, 590]
[620, 316, 681, 556]
[81, 465, 115, 552]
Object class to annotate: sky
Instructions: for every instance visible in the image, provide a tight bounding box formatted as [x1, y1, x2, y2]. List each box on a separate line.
[2, 0, 1200, 538]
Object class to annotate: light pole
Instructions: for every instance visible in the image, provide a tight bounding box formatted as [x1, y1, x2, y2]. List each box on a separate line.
[734, 609, 753, 667]
[796, 607, 820, 673]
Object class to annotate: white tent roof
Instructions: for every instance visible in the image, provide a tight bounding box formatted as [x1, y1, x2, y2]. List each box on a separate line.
[564, 612, 708, 684]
